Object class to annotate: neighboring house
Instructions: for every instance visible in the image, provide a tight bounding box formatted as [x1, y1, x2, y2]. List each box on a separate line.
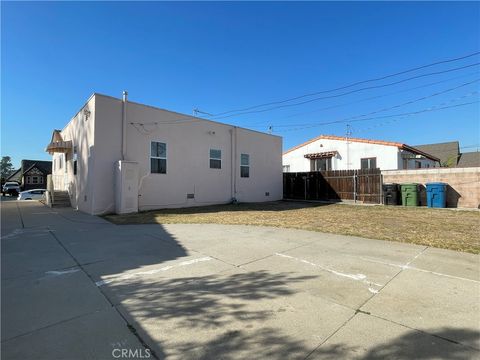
[6, 160, 52, 190]
[282, 135, 439, 172]
[414, 141, 480, 168]
[45, 93, 282, 215]
[457, 151, 480, 168]
[413, 141, 460, 167]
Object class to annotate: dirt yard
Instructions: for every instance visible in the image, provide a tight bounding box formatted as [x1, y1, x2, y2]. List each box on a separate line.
[104, 201, 480, 254]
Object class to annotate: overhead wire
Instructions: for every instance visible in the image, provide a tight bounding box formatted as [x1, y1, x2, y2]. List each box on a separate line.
[270, 79, 480, 128]
[206, 51, 480, 117]
[275, 94, 479, 133]
[210, 62, 480, 120]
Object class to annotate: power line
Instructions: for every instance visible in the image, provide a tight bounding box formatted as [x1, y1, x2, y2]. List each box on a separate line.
[275, 97, 479, 133]
[207, 51, 480, 117]
[212, 62, 480, 120]
[272, 72, 479, 123]
[272, 79, 479, 128]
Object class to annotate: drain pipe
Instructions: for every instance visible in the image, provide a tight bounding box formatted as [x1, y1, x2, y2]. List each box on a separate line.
[122, 91, 128, 160]
[230, 126, 238, 202]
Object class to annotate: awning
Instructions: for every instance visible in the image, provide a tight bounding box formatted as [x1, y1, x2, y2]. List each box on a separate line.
[304, 151, 338, 160]
[45, 130, 72, 154]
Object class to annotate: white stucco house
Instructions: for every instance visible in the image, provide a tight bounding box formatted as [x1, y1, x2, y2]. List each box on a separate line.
[282, 135, 439, 172]
[46, 93, 282, 215]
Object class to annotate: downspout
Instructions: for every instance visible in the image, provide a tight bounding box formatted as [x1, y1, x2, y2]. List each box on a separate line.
[231, 126, 238, 201]
[230, 128, 234, 200]
[122, 91, 128, 160]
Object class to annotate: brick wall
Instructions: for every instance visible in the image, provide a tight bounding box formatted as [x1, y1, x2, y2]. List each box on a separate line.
[382, 167, 480, 209]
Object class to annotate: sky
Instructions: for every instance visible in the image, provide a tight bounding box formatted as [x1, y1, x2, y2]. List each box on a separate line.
[2, 1, 479, 168]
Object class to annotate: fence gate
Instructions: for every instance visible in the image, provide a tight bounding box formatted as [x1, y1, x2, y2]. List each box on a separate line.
[283, 169, 382, 204]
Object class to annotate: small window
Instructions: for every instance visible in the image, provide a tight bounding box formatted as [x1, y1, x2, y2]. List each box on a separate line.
[283, 165, 290, 173]
[32, 176, 39, 184]
[73, 146, 78, 175]
[311, 158, 332, 171]
[151, 141, 167, 174]
[415, 161, 422, 169]
[241, 154, 249, 178]
[210, 149, 221, 169]
[360, 157, 377, 170]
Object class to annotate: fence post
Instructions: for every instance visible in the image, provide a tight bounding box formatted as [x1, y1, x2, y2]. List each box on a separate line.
[303, 175, 307, 200]
[353, 170, 357, 203]
[380, 172, 383, 204]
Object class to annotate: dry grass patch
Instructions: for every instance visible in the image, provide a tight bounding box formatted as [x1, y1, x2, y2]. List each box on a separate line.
[104, 201, 480, 254]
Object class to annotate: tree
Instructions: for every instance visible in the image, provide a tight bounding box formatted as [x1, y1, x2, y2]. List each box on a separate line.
[1, 156, 15, 179]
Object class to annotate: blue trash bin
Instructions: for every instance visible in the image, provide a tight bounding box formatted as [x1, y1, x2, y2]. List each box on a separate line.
[426, 182, 447, 208]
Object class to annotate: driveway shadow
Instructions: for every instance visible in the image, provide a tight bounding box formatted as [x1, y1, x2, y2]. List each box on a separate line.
[312, 327, 480, 359]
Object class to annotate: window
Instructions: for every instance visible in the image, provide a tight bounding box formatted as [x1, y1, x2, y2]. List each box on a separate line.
[58, 155, 63, 169]
[311, 158, 332, 171]
[415, 161, 422, 169]
[360, 157, 377, 169]
[240, 154, 249, 178]
[73, 146, 78, 175]
[283, 165, 290, 173]
[403, 159, 408, 169]
[32, 176, 39, 184]
[151, 141, 167, 174]
[210, 149, 221, 169]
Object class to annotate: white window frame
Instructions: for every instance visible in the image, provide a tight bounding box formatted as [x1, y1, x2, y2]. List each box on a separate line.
[240, 153, 250, 178]
[150, 141, 167, 174]
[209, 149, 222, 169]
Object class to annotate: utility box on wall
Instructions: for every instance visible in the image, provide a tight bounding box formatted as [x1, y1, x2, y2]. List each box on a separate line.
[115, 161, 139, 214]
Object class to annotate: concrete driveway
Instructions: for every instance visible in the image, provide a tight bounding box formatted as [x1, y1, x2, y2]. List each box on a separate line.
[1, 199, 479, 359]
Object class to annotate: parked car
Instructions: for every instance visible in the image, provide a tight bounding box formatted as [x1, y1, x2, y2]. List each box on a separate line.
[17, 189, 46, 201]
[2, 182, 21, 197]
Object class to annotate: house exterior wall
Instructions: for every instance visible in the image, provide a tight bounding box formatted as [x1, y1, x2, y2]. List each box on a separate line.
[62, 94, 282, 214]
[382, 167, 480, 208]
[283, 138, 437, 172]
[397, 150, 438, 170]
[52, 95, 96, 213]
[283, 138, 401, 171]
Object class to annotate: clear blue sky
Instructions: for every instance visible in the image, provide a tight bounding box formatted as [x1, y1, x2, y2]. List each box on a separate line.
[2, 1, 479, 168]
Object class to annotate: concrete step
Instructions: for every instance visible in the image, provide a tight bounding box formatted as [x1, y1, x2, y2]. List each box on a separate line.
[52, 191, 71, 208]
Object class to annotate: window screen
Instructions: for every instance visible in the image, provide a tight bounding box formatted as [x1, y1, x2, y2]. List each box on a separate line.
[210, 149, 221, 169]
[240, 154, 249, 178]
[151, 141, 167, 174]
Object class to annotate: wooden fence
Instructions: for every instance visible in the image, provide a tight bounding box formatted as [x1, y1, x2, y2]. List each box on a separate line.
[283, 169, 382, 204]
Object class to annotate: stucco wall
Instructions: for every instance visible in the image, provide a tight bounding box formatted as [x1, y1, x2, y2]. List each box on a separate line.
[382, 167, 480, 208]
[90, 94, 282, 214]
[283, 138, 437, 171]
[53, 95, 96, 213]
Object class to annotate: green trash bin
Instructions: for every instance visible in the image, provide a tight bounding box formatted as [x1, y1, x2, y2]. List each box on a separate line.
[400, 183, 419, 206]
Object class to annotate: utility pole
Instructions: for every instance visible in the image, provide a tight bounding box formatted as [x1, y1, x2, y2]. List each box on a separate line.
[345, 124, 352, 170]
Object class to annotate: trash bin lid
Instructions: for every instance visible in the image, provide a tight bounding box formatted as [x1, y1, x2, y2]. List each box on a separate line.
[426, 182, 447, 186]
